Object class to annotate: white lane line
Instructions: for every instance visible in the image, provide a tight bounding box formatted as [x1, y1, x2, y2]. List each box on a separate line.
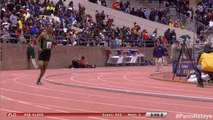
[97, 75, 211, 93]
[0, 95, 107, 120]
[34, 105, 52, 110]
[97, 74, 213, 94]
[67, 72, 213, 95]
[12, 76, 213, 110]
[69, 75, 143, 91]
[1, 87, 210, 115]
[46, 70, 213, 93]
[0, 95, 159, 120]
[123, 75, 213, 92]
[17, 101, 32, 105]
[0, 74, 24, 84]
[0, 108, 19, 112]
[1, 95, 97, 112]
[2, 74, 111, 120]
[70, 76, 106, 86]
[47, 117, 73, 120]
[1, 95, 49, 110]
[40, 104, 97, 112]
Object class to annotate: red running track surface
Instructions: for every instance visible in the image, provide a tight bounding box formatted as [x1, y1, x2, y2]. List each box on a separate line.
[1, 66, 213, 120]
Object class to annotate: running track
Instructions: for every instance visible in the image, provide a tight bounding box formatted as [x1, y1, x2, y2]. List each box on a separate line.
[1, 66, 213, 120]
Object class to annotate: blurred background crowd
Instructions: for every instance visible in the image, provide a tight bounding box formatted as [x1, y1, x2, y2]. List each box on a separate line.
[0, 0, 212, 48]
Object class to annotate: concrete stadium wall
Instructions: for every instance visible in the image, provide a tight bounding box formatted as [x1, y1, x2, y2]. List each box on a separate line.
[1, 44, 163, 70]
[1, 44, 108, 70]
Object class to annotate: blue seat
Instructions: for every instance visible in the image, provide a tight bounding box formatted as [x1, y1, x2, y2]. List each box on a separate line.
[116, 50, 122, 55]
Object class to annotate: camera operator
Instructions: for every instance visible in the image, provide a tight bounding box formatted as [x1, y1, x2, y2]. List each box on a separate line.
[171, 40, 181, 74]
[195, 43, 213, 87]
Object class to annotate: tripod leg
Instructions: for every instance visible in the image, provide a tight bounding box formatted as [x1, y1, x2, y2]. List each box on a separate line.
[172, 45, 183, 80]
[195, 65, 204, 87]
[185, 45, 197, 71]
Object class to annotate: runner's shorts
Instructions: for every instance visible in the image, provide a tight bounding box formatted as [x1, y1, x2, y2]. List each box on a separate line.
[38, 50, 51, 61]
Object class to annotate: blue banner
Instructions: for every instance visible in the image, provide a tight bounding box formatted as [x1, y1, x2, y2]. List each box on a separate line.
[176, 58, 196, 76]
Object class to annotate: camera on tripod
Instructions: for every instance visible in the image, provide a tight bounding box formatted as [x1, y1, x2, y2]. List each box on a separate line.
[180, 35, 191, 44]
[173, 34, 196, 79]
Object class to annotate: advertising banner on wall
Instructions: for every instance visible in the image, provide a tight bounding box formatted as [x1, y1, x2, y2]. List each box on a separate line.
[176, 58, 196, 76]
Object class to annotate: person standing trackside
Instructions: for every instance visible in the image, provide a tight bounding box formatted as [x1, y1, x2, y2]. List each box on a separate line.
[195, 43, 213, 87]
[162, 44, 169, 66]
[27, 41, 38, 69]
[153, 41, 164, 72]
[35, 24, 54, 85]
[171, 41, 181, 74]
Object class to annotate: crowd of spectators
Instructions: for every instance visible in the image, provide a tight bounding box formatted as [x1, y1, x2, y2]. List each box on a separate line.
[194, 0, 212, 42]
[92, 0, 194, 30]
[1, 0, 87, 44]
[1, 0, 179, 48]
[89, 0, 179, 45]
[194, 0, 212, 26]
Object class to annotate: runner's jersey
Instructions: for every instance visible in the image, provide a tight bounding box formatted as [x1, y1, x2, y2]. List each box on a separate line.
[41, 32, 53, 50]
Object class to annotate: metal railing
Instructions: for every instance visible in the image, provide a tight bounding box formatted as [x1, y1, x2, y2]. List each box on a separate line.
[0, 31, 157, 48]
[194, 20, 208, 30]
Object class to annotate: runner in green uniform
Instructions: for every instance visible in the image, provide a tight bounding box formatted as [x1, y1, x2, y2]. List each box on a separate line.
[36, 24, 53, 85]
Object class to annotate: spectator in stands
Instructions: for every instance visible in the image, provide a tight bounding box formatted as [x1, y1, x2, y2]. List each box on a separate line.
[68, 0, 73, 8]
[168, 21, 174, 27]
[209, 18, 213, 27]
[27, 41, 38, 69]
[89, 0, 98, 3]
[171, 40, 181, 74]
[9, 12, 18, 26]
[151, 28, 158, 40]
[101, 0, 107, 7]
[112, 1, 120, 10]
[130, 7, 136, 16]
[164, 28, 171, 44]
[106, 15, 114, 26]
[196, 26, 205, 40]
[9, 25, 19, 43]
[153, 41, 164, 72]
[169, 29, 177, 43]
[112, 35, 120, 48]
[158, 0, 163, 8]
[142, 8, 148, 19]
[78, 3, 85, 17]
[173, 21, 178, 28]
[95, 10, 101, 24]
[161, 36, 168, 45]
[165, 1, 170, 14]
[149, 9, 156, 21]
[131, 22, 140, 40]
[67, 30, 77, 46]
[141, 30, 149, 41]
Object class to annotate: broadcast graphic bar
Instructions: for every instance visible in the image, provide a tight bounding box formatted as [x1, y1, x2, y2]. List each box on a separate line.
[7, 112, 168, 118]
